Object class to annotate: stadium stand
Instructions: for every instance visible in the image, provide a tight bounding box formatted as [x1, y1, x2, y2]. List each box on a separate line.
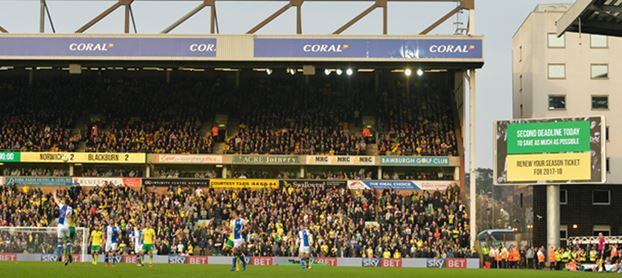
[0, 184, 472, 258]
[0, 76, 458, 157]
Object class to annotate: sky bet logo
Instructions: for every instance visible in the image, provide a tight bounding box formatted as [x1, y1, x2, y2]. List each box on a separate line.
[302, 44, 349, 53]
[68, 42, 114, 52]
[429, 44, 476, 53]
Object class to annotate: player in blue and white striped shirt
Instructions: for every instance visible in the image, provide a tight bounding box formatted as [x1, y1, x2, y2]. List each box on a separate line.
[52, 191, 73, 266]
[297, 224, 313, 270]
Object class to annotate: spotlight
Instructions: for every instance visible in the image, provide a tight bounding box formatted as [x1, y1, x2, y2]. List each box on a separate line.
[336, 69, 343, 76]
[416, 69, 424, 76]
[346, 68, 353, 76]
[404, 68, 412, 77]
[266, 68, 272, 75]
[324, 69, 331, 76]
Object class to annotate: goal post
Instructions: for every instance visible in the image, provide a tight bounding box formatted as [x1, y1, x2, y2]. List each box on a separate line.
[0, 226, 88, 262]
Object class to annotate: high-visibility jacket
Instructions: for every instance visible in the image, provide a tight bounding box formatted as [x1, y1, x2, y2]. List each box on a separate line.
[569, 251, 577, 261]
[501, 249, 509, 261]
[537, 251, 545, 263]
[510, 250, 520, 262]
[556, 251, 562, 262]
[548, 250, 556, 263]
[579, 252, 586, 262]
[589, 250, 597, 262]
[562, 251, 570, 263]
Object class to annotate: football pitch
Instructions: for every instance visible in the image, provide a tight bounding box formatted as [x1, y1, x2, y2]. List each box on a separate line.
[0, 262, 617, 278]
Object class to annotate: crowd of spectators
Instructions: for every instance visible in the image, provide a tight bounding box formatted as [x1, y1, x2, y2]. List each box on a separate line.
[0, 183, 472, 259]
[0, 77, 458, 156]
[381, 169, 454, 181]
[225, 80, 366, 155]
[0, 81, 81, 152]
[2, 167, 68, 177]
[376, 83, 458, 156]
[80, 168, 142, 177]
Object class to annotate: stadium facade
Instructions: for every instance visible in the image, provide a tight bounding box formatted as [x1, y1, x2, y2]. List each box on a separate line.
[512, 3, 622, 246]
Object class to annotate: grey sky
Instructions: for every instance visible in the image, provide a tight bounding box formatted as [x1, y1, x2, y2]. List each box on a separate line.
[0, 0, 568, 169]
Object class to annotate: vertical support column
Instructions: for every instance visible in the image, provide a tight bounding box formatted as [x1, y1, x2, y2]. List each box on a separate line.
[145, 165, 151, 178]
[210, 4, 216, 34]
[454, 166, 460, 181]
[468, 69, 477, 249]
[296, 2, 302, 34]
[222, 166, 228, 179]
[40, 0, 45, 33]
[382, 1, 388, 34]
[377, 167, 382, 180]
[300, 166, 305, 179]
[547, 185, 560, 249]
[68, 164, 74, 176]
[124, 3, 130, 33]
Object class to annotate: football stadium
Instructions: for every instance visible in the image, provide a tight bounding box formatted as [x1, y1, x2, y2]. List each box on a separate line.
[0, 0, 621, 277]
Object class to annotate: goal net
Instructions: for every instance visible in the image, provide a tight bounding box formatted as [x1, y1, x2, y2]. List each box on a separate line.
[0, 226, 88, 262]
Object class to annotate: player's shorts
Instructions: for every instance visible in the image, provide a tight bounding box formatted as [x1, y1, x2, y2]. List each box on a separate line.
[57, 226, 70, 239]
[233, 238, 245, 249]
[224, 239, 234, 249]
[91, 245, 101, 253]
[105, 242, 118, 253]
[299, 246, 310, 254]
[134, 244, 143, 254]
[69, 227, 76, 241]
[142, 244, 153, 253]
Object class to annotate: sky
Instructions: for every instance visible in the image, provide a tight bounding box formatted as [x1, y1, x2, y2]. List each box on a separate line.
[0, 0, 568, 169]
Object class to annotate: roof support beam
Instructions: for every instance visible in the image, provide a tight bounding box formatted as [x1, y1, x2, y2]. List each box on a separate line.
[39, 0, 56, 33]
[333, 0, 387, 34]
[420, 0, 472, 35]
[162, 0, 218, 34]
[0, 25, 7, 33]
[247, 0, 303, 34]
[591, 4, 622, 15]
[75, 0, 134, 33]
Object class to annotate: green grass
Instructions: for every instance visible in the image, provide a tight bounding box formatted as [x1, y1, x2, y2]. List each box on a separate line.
[0, 262, 616, 278]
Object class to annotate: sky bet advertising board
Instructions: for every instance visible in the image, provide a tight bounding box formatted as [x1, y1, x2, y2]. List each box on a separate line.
[494, 116, 606, 185]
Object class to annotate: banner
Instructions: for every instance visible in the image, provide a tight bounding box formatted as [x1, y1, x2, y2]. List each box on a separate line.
[445, 258, 467, 268]
[142, 178, 209, 187]
[426, 258, 446, 268]
[231, 155, 300, 165]
[0, 253, 17, 261]
[251, 256, 273, 266]
[20, 152, 146, 164]
[168, 255, 188, 264]
[0, 36, 216, 58]
[379, 156, 453, 166]
[281, 180, 346, 188]
[71, 177, 141, 187]
[254, 38, 483, 59]
[315, 257, 338, 266]
[305, 155, 375, 166]
[347, 180, 453, 191]
[150, 154, 223, 164]
[5, 177, 72, 186]
[380, 258, 402, 268]
[0, 151, 20, 163]
[210, 179, 279, 189]
[362, 258, 380, 267]
[188, 256, 209, 264]
[507, 121, 590, 154]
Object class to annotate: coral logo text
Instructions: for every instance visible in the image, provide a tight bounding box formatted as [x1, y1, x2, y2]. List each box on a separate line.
[429, 44, 475, 53]
[189, 43, 216, 52]
[303, 44, 349, 53]
[69, 43, 114, 52]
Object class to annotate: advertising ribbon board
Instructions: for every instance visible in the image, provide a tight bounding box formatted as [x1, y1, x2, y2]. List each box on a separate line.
[379, 156, 453, 166]
[142, 178, 210, 187]
[281, 180, 346, 188]
[5, 177, 72, 186]
[305, 155, 375, 166]
[0, 152, 20, 163]
[150, 154, 223, 164]
[230, 155, 300, 165]
[347, 180, 453, 191]
[210, 179, 279, 189]
[72, 177, 141, 187]
[254, 38, 483, 60]
[0, 36, 217, 59]
[19, 152, 146, 164]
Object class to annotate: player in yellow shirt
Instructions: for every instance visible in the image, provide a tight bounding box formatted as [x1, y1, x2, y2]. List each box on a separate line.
[90, 225, 104, 265]
[140, 222, 156, 267]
